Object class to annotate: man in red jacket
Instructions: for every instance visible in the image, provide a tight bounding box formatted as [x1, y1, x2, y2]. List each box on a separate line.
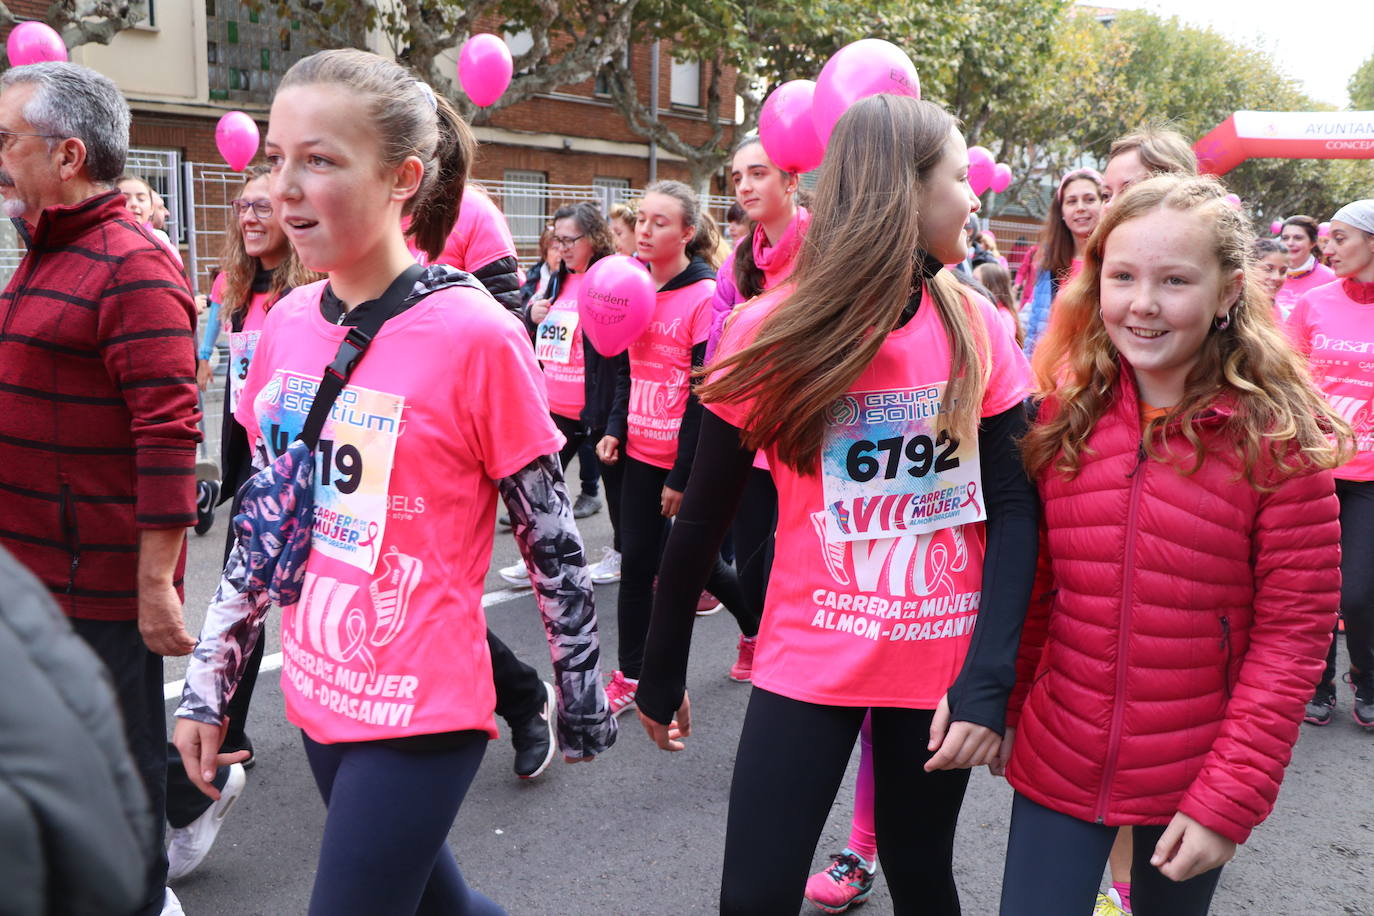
[0, 61, 200, 916]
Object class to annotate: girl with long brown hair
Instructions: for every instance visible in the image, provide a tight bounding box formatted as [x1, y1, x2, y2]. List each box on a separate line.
[1000, 175, 1346, 915]
[633, 94, 1038, 914]
[1019, 167, 1104, 353]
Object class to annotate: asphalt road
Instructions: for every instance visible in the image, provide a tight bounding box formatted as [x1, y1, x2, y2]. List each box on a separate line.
[165, 457, 1374, 916]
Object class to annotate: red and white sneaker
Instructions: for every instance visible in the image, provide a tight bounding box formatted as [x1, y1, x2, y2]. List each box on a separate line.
[696, 590, 723, 616]
[605, 670, 638, 717]
[729, 634, 756, 683]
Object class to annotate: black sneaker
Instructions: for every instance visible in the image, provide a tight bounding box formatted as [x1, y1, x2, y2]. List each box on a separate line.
[1303, 681, 1337, 725]
[1346, 671, 1374, 730]
[194, 479, 220, 535]
[510, 680, 557, 780]
[572, 493, 602, 519]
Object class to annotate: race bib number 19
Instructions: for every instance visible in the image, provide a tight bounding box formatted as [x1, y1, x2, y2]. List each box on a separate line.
[255, 369, 405, 573]
[820, 384, 984, 542]
[535, 309, 578, 364]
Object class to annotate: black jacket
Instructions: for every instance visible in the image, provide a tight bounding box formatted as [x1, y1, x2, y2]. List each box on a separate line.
[0, 545, 155, 915]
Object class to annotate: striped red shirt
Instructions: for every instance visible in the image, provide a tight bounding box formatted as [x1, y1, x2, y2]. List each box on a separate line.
[0, 190, 200, 620]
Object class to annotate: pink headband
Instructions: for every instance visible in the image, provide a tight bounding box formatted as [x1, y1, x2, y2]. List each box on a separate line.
[1057, 168, 1104, 202]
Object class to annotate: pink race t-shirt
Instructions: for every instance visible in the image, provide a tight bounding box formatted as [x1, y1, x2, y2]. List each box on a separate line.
[626, 278, 715, 469]
[1286, 278, 1374, 481]
[235, 279, 564, 743]
[536, 271, 586, 420]
[1276, 260, 1337, 320]
[707, 285, 1031, 707]
[406, 186, 520, 275]
[212, 273, 273, 413]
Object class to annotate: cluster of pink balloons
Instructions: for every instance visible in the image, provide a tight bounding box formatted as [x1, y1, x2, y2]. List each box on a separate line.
[215, 111, 260, 171]
[967, 147, 1013, 195]
[458, 34, 513, 108]
[758, 39, 1015, 191]
[6, 21, 66, 66]
[759, 39, 919, 175]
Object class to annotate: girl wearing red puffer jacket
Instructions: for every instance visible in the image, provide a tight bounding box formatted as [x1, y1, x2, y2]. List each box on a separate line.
[997, 174, 1350, 916]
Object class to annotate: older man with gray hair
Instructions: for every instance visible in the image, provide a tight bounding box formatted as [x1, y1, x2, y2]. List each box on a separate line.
[0, 61, 205, 915]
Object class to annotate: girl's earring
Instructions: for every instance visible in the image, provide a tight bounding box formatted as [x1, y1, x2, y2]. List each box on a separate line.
[1214, 311, 1232, 331]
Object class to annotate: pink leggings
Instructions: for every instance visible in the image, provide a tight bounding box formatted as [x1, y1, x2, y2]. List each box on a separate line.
[847, 713, 878, 861]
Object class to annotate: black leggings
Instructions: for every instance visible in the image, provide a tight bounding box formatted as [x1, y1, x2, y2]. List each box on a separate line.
[1000, 793, 1223, 916]
[616, 455, 757, 678]
[553, 412, 622, 552]
[302, 731, 504, 916]
[731, 467, 777, 618]
[1324, 479, 1374, 683]
[720, 688, 970, 915]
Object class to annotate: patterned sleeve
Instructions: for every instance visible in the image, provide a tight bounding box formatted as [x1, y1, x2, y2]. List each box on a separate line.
[499, 454, 617, 758]
[175, 441, 272, 725]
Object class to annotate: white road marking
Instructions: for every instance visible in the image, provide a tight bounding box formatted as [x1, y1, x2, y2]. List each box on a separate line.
[163, 585, 532, 701]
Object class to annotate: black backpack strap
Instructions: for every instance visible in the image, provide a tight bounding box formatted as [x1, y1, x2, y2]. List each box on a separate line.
[299, 264, 423, 449]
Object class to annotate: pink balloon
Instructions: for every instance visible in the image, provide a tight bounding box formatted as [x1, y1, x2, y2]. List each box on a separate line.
[1318, 221, 1331, 237]
[215, 111, 259, 171]
[990, 163, 1013, 194]
[579, 255, 656, 357]
[458, 34, 513, 108]
[1270, 219, 1283, 235]
[7, 21, 66, 66]
[812, 39, 920, 147]
[967, 146, 995, 196]
[759, 80, 825, 174]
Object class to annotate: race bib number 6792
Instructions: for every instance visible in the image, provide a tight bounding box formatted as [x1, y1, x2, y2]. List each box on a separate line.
[820, 384, 984, 542]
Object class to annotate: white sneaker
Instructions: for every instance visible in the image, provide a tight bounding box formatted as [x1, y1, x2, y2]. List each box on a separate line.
[167, 762, 245, 881]
[161, 888, 186, 916]
[498, 561, 531, 587]
[589, 547, 621, 584]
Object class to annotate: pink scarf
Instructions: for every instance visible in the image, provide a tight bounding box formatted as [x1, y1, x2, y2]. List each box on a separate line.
[753, 206, 811, 288]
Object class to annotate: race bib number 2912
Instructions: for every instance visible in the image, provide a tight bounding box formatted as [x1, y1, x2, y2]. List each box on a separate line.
[820, 384, 984, 542]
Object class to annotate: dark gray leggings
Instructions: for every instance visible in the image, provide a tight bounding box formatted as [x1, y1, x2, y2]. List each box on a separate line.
[1000, 792, 1223, 916]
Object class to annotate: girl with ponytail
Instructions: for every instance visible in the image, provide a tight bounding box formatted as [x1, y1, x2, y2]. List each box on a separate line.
[596, 179, 761, 717]
[634, 94, 1039, 914]
[173, 49, 615, 914]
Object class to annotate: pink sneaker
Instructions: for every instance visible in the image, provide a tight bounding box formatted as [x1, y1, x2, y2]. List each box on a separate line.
[729, 634, 756, 682]
[605, 670, 638, 717]
[696, 590, 723, 616]
[805, 849, 876, 914]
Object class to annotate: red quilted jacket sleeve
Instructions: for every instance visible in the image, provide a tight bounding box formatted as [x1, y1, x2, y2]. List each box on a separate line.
[1175, 466, 1340, 844]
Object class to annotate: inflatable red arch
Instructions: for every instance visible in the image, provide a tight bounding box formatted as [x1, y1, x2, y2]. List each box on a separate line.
[1195, 110, 1374, 175]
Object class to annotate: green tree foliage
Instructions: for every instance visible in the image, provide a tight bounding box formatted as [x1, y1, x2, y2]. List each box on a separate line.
[1350, 53, 1374, 111]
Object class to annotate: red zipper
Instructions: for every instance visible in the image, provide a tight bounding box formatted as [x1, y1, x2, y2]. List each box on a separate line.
[1096, 438, 1147, 823]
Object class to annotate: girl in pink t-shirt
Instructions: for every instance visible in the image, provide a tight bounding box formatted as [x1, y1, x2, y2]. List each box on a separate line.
[596, 181, 761, 717]
[1285, 199, 1374, 732]
[173, 49, 614, 915]
[1276, 215, 1337, 319]
[709, 138, 810, 686]
[634, 96, 1038, 915]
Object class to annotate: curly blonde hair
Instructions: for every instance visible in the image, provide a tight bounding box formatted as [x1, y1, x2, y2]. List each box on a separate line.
[1021, 174, 1352, 488]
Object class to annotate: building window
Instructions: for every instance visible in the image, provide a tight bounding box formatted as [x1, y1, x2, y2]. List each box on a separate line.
[592, 177, 631, 212]
[207, 1, 339, 104]
[670, 57, 701, 108]
[502, 170, 548, 251]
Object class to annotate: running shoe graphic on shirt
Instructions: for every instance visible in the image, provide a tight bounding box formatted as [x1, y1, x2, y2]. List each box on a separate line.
[807, 509, 969, 598]
[369, 546, 423, 647]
